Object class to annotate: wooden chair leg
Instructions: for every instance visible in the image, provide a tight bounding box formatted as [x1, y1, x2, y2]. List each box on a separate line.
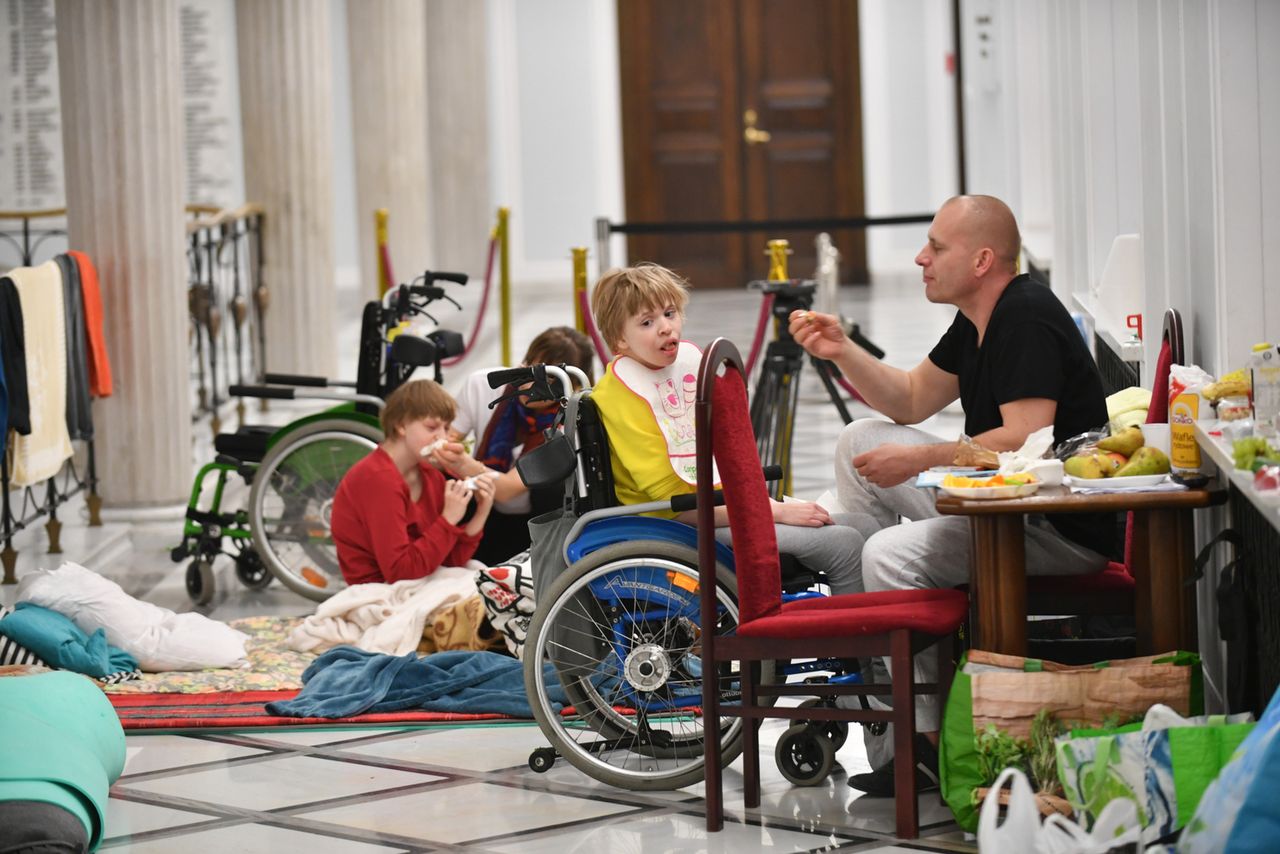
[891, 629, 919, 839]
[743, 658, 761, 808]
[704, 656, 725, 831]
[937, 632, 956, 709]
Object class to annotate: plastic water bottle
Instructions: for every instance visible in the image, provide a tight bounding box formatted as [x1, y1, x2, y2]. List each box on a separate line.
[1251, 342, 1280, 439]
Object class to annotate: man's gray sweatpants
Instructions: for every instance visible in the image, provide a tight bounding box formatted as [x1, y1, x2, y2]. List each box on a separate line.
[836, 418, 1110, 731]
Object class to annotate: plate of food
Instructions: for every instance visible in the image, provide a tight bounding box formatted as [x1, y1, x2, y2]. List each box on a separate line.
[938, 473, 1041, 500]
[1063, 473, 1170, 489]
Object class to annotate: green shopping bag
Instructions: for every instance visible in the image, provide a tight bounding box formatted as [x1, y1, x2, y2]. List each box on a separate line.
[939, 649, 1202, 832]
[1056, 706, 1253, 843]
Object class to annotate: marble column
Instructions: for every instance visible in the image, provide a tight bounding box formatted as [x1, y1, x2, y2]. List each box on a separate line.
[55, 0, 191, 508]
[236, 0, 336, 376]
[427, 0, 491, 277]
[346, 0, 433, 297]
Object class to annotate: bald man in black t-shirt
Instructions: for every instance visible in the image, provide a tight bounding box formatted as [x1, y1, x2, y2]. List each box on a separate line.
[789, 195, 1115, 796]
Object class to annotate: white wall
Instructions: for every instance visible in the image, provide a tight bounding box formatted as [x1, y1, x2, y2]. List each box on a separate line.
[858, 0, 958, 275]
[485, 0, 623, 286]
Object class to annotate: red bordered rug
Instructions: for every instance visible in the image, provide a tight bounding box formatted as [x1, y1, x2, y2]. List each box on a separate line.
[108, 689, 519, 731]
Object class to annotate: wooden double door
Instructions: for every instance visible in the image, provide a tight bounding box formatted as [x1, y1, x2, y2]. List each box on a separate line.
[618, 0, 867, 288]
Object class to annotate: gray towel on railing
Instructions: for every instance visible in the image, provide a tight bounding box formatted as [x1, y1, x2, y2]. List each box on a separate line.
[55, 254, 93, 441]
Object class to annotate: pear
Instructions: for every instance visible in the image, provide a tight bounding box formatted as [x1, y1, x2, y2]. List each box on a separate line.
[1113, 446, 1171, 478]
[1097, 425, 1145, 457]
[1065, 454, 1110, 479]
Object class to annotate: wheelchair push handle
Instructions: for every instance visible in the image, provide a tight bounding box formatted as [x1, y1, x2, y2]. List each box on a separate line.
[229, 384, 385, 410]
[485, 364, 585, 409]
[418, 270, 468, 287]
[261, 372, 358, 389]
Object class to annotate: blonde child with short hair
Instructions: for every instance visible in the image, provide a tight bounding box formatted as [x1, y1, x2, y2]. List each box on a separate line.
[589, 263, 874, 597]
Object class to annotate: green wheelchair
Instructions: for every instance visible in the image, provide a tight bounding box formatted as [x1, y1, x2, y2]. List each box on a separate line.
[172, 273, 468, 604]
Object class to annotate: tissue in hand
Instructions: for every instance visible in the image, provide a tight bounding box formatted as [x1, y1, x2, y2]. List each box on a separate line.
[419, 438, 447, 457]
[997, 426, 1063, 485]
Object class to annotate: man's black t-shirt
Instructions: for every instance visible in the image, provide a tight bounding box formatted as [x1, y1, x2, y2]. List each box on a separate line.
[928, 275, 1117, 558]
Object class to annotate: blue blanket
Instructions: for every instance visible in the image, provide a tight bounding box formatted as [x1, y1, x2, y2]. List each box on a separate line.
[0, 603, 137, 678]
[264, 647, 572, 719]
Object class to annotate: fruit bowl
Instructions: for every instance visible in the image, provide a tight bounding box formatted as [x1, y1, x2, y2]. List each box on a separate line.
[939, 473, 1041, 500]
[939, 482, 1042, 500]
[1063, 474, 1170, 489]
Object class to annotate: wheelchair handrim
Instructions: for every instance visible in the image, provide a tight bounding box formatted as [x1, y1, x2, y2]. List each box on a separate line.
[530, 556, 742, 784]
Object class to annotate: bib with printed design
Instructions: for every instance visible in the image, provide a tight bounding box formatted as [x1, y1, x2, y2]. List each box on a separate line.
[611, 341, 718, 485]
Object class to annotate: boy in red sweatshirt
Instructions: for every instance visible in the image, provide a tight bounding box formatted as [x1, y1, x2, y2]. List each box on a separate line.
[331, 379, 496, 584]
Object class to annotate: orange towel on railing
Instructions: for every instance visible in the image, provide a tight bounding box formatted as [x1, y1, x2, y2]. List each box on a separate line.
[68, 250, 112, 397]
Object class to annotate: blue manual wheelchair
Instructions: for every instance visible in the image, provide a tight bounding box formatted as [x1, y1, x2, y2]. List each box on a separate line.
[500, 363, 869, 791]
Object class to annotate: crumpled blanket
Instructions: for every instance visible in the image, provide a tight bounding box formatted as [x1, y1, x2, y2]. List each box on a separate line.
[264, 646, 570, 719]
[287, 567, 482, 656]
[17, 562, 248, 671]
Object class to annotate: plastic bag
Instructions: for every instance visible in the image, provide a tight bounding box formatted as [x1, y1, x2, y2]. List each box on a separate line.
[1054, 426, 1109, 462]
[1055, 704, 1254, 844]
[954, 434, 999, 469]
[978, 767, 1141, 854]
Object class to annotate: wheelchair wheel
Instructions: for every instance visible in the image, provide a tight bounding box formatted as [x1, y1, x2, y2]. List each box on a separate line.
[775, 723, 834, 786]
[186, 558, 215, 605]
[234, 547, 272, 590]
[248, 418, 382, 601]
[524, 540, 772, 791]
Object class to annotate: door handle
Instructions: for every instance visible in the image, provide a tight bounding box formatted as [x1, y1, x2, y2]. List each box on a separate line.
[743, 109, 772, 145]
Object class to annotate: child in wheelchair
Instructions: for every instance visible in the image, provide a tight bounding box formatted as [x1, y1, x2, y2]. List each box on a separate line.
[330, 379, 497, 585]
[506, 265, 885, 791]
[588, 263, 878, 595]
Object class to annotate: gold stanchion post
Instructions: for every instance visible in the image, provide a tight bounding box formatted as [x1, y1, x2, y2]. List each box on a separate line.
[766, 238, 792, 281]
[375, 208, 390, 297]
[498, 207, 512, 366]
[571, 247, 588, 333]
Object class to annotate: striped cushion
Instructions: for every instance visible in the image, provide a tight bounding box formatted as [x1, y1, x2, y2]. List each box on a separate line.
[0, 605, 51, 667]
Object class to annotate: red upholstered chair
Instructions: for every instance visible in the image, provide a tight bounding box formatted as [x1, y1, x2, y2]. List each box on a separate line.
[1025, 308, 1184, 618]
[695, 338, 968, 839]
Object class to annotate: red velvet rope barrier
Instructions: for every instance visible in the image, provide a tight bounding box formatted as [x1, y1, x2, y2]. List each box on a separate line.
[577, 289, 613, 367]
[379, 244, 396, 293]
[744, 292, 775, 377]
[443, 234, 499, 367]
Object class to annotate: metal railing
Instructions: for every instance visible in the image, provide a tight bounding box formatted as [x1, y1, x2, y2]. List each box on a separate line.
[185, 203, 268, 435]
[0, 208, 98, 583]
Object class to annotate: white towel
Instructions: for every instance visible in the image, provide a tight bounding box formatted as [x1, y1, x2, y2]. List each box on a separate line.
[287, 565, 483, 656]
[7, 261, 73, 485]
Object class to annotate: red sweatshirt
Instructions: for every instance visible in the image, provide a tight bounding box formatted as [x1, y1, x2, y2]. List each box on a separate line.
[331, 447, 482, 585]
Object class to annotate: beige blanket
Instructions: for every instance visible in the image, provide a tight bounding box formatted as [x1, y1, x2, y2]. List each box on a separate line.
[287, 566, 482, 656]
[7, 262, 73, 485]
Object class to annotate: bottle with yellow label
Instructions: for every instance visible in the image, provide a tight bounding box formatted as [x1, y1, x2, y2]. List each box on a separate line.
[1251, 342, 1280, 440]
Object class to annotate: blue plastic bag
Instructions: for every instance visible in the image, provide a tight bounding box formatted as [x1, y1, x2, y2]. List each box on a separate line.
[1178, 684, 1280, 853]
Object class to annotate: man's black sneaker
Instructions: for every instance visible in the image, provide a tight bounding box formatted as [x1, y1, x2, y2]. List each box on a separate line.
[847, 735, 940, 797]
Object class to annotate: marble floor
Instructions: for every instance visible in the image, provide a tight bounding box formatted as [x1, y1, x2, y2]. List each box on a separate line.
[4, 270, 973, 853]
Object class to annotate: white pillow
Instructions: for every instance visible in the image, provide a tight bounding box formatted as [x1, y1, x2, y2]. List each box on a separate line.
[17, 562, 248, 671]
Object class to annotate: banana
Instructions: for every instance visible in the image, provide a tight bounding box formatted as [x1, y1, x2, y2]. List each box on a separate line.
[1203, 376, 1252, 402]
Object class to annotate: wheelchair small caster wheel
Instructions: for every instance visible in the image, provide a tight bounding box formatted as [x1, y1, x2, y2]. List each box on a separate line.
[776, 724, 834, 786]
[529, 747, 556, 773]
[186, 558, 215, 605]
[797, 698, 850, 751]
[235, 548, 272, 590]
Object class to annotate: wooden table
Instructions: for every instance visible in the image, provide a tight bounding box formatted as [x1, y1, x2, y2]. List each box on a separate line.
[935, 484, 1225, 656]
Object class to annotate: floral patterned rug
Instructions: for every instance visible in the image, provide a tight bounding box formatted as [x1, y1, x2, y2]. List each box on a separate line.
[102, 615, 314, 695]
